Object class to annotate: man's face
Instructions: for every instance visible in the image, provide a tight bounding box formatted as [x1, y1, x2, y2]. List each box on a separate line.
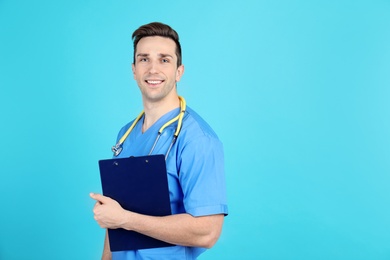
[132, 36, 184, 103]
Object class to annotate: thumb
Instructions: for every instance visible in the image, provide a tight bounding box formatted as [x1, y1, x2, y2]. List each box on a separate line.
[90, 192, 110, 204]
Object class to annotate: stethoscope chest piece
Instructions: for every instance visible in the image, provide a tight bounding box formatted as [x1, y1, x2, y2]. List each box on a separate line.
[112, 143, 123, 157]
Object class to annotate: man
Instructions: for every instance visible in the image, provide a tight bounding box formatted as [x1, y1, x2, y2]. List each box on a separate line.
[90, 22, 228, 259]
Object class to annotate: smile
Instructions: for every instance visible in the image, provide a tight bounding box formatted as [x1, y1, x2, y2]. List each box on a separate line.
[146, 80, 164, 85]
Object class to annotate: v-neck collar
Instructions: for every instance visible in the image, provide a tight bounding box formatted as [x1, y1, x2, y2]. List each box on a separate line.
[135, 107, 181, 136]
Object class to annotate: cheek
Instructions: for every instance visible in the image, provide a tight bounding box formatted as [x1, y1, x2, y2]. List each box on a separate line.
[133, 71, 141, 81]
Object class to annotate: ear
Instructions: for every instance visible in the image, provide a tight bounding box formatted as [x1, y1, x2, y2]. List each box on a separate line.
[131, 63, 136, 79]
[175, 64, 185, 82]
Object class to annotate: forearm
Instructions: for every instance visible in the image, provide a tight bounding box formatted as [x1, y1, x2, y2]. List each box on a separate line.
[121, 212, 224, 248]
[91, 193, 225, 248]
[102, 231, 112, 260]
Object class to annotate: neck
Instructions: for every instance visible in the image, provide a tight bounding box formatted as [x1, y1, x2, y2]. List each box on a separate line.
[142, 94, 180, 133]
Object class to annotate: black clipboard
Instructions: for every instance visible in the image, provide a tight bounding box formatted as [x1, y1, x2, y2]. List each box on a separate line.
[98, 154, 174, 251]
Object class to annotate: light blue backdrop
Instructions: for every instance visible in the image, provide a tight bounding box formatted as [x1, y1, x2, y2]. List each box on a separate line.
[1, 0, 389, 259]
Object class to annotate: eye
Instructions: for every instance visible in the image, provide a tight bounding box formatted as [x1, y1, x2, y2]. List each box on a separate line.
[161, 58, 170, 63]
[139, 57, 148, 62]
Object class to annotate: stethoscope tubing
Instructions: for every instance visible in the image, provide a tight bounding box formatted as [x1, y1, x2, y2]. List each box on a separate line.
[112, 96, 186, 158]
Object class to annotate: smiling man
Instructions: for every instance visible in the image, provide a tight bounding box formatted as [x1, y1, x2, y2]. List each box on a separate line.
[90, 22, 228, 260]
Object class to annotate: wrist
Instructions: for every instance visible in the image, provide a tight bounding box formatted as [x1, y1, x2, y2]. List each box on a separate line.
[119, 209, 130, 229]
[120, 210, 137, 231]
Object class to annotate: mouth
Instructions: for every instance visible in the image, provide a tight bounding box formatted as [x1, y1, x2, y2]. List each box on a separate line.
[145, 80, 164, 85]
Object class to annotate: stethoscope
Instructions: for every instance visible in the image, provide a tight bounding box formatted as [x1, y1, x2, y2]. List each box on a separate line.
[111, 96, 186, 159]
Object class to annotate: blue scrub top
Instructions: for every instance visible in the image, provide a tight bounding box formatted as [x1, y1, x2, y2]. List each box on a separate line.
[111, 106, 228, 260]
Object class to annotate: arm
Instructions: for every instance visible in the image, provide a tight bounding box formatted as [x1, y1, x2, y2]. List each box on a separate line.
[90, 193, 224, 248]
[102, 230, 111, 260]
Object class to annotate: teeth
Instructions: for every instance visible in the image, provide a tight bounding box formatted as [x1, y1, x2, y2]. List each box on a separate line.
[147, 80, 162, 84]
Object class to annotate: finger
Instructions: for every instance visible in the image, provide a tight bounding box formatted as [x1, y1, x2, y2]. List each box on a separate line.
[90, 193, 109, 204]
[93, 201, 101, 211]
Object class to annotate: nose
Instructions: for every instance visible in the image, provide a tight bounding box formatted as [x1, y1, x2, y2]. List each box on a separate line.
[148, 60, 159, 74]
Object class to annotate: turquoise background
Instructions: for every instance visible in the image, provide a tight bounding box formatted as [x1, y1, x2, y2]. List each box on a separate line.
[1, 0, 389, 259]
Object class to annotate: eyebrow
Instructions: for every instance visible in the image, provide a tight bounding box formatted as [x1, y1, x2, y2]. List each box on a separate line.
[136, 53, 174, 59]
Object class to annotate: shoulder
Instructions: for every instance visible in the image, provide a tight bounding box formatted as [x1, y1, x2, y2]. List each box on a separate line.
[115, 117, 138, 142]
[181, 106, 220, 140]
[175, 106, 223, 158]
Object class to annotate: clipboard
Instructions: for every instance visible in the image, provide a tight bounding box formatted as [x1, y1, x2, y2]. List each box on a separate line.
[98, 154, 174, 251]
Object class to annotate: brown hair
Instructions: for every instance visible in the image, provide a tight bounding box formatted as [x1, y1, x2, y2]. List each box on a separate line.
[132, 22, 182, 67]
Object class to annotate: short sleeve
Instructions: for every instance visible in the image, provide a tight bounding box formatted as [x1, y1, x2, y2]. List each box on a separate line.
[177, 135, 228, 217]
